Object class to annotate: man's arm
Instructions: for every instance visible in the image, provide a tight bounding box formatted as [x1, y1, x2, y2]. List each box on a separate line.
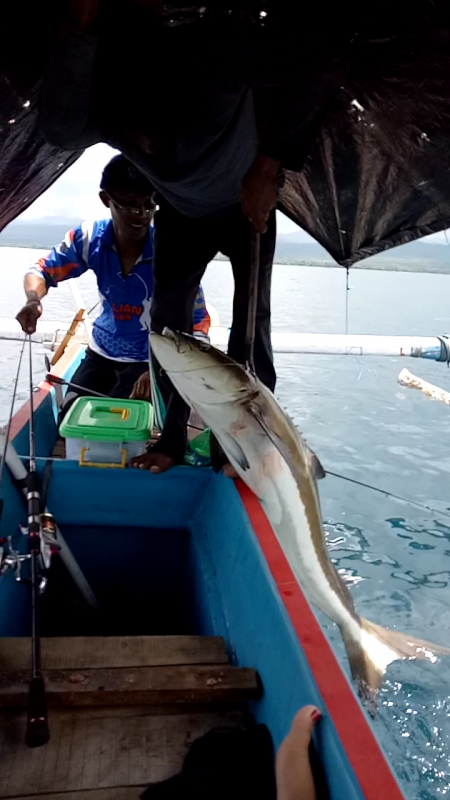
[16, 275, 48, 335]
[38, 0, 101, 149]
[240, 154, 281, 234]
[16, 227, 90, 333]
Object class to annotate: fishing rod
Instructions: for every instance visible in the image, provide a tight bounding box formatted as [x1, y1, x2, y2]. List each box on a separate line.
[0, 336, 27, 520]
[25, 333, 50, 747]
[45, 373, 109, 398]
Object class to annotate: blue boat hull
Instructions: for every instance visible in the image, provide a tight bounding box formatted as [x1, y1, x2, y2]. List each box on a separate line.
[0, 345, 404, 799]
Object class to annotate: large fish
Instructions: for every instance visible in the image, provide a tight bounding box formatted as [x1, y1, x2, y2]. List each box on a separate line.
[150, 328, 450, 702]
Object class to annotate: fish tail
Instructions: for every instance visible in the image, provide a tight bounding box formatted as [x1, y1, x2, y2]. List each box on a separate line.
[341, 618, 450, 712]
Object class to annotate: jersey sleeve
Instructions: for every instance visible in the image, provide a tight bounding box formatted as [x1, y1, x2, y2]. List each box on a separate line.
[27, 226, 89, 289]
[192, 284, 211, 338]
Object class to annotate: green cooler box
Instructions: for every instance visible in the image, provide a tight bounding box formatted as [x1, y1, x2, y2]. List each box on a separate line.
[60, 397, 153, 468]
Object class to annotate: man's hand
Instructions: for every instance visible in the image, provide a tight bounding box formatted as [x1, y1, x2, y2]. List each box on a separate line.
[16, 299, 43, 335]
[130, 371, 151, 399]
[241, 154, 281, 234]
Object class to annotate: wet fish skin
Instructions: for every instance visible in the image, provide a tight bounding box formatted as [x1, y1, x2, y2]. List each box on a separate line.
[150, 329, 450, 701]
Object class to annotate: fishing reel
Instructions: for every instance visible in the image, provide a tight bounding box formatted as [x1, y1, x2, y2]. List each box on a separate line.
[0, 513, 60, 592]
[0, 537, 33, 584]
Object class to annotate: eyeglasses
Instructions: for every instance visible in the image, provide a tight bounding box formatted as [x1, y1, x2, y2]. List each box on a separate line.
[106, 193, 156, 216]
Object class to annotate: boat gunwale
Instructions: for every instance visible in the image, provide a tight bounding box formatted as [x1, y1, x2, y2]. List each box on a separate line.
[236, 481, 404, 800]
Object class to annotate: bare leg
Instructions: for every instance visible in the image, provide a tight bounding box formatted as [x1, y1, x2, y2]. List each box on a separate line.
[276, 706, 321, 800]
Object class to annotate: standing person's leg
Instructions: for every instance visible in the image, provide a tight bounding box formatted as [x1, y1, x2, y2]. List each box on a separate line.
[224, 206, 276, 391]
[131, 202, 218, 472]
[209, 206, 276, 473]
[59, 348, 118, 421]
[110, 361, 150, 399]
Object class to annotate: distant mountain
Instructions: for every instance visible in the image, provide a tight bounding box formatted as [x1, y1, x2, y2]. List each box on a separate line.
[0, 218, 83, 249]
[2, 217, 450, 274]
[16, 216, 84, 227]
[273, 233, 450, 273]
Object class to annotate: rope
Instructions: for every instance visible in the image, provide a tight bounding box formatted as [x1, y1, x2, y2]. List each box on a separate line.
[245, 227, 260, 372]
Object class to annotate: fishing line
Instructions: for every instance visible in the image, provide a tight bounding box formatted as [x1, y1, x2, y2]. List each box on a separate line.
[87, 300, 100, 316]
[0, 335, 27, 515]
[344, 267, 350, 335]
[326, 469, 450, 520]
[12, 451, 450, 521]
[245, 227, 260, 372]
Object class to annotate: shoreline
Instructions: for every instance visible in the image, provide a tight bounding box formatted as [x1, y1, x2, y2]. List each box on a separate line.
[0, 244, 449, 276]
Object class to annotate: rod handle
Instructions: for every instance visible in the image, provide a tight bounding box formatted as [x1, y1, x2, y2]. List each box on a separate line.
[25, 676, 50, 748]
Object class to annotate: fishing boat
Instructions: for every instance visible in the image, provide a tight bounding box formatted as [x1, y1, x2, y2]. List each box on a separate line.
[2, 4, 450, 793]
[0, 313, 412, 800]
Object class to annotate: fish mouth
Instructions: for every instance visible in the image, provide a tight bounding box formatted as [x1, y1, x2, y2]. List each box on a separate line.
[161, 327, 178, 342]
[160, 328, 212, 356]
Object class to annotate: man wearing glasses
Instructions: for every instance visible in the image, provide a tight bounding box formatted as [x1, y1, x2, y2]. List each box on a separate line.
[15, 155, 210, 416]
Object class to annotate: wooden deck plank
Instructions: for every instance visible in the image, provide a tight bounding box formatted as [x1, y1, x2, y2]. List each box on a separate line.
[0, 710, 243, 797]
[0, 636, 229, 670]
[0, 665, 259, 707]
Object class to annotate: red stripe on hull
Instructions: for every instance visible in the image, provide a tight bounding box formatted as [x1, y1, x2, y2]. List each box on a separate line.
[236, 480, 403, 800]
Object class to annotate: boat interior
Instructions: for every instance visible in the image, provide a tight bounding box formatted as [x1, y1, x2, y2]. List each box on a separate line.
[0, 348, 401, 799]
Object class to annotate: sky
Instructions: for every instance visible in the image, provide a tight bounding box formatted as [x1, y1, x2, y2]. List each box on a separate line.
[18, 143, 449, 243]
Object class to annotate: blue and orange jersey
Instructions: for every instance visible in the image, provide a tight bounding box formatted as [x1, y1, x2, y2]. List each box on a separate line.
[27, 219, 210, 361]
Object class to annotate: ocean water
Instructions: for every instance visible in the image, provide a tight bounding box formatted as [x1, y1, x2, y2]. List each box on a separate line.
[2, 246, 450, 797]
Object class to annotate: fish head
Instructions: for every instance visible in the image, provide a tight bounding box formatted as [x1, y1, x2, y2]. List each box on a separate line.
[150, 329, 255, 407]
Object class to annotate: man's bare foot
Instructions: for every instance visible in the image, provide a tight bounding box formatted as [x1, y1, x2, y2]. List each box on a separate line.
[276, 706, 321, 800]
[130, 452, 175, 474]
[222, 463, 239, 479]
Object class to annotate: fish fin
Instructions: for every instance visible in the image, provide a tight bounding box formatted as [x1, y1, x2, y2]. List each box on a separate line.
[217, 432, 251, 471]
[250, 405, 302, 474]
[305, 443, 326, 481]
[249, 403, 325, 482]
[255, 414, 325, 481]
[342, 618, 450, 714]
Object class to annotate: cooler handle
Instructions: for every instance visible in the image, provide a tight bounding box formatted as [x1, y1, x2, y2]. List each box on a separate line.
[109, 407, 130, 421]
[79, 447, 127, 469]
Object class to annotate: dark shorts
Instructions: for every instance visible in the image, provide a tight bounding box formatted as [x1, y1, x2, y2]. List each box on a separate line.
[59, 347, 149, 420]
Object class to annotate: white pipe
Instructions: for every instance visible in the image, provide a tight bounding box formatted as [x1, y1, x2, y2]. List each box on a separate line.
[207, 330, 446, 360]
[0, 318, 447, 360]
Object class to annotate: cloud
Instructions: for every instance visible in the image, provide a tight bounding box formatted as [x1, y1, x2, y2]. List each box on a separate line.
[20, 144, 118, 221]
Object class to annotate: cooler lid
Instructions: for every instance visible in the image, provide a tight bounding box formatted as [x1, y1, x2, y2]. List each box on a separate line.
[60, 396, 153, 442]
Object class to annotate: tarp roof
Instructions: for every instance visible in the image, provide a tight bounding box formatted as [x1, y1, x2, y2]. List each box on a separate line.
[1, 1, 450, 267]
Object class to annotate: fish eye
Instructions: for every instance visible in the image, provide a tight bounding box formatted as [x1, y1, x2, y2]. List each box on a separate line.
[198, 342, 211, 353]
